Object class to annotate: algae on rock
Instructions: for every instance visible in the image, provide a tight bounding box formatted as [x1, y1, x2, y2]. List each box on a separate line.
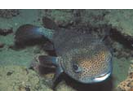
[0, 65, 52, 91]
[105, 10, 133, 37]
[112, 57, 131, 88]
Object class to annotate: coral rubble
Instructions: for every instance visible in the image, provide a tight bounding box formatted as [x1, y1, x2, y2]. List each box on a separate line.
[0, 9, 19, 19]
[105, 10, 133, 38]
[0, 65, 52, 91]
[0, 28, 13, 36]
[116, 60, 133, 91]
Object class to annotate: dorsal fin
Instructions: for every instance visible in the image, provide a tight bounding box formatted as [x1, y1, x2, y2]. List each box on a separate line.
[42, 17, 59, 30]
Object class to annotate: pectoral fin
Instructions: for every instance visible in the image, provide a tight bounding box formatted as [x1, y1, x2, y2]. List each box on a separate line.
[37, 55, 64, 90]
[46, 65, 63, 90]
[37, 55, 58, 66]
[52, 65, 63, 89]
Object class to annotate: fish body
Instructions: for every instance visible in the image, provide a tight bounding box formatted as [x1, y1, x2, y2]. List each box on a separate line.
[48, 29, 112, 83]
[14, 19, 112, 87]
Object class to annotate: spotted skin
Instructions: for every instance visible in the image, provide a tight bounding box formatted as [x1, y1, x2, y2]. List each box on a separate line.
[49, 30, 112, 83]
[14, 23, 113, 88]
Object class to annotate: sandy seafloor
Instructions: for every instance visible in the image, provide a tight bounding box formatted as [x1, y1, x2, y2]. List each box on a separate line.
[0, 9, 133, 91]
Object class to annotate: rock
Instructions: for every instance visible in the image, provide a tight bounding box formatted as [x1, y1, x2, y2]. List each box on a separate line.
[116, 72, 133, 91]
[56, 81, 75, 91]
[112, 57, 131, 88]
[116, 59, 133, 91]
[0, 65, 52, 91]
[0, 28, 13, 36]
[0, 9, 20, 19]
[79, 9, 108, 27]
[42, 9, 109, 28]
[43, 10, 74, 27]
[0, 43, 4, 48]
[42, 9, 133, 40]
[105, 10, 133, 38]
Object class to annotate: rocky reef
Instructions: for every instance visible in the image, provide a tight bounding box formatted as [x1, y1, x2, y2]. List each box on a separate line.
[105, 10, 133, 38]
[0, 9, 19, 19]
[116, 60, 133, 91]
[0, 65, 52, 91]
[0, 9, 133, 91]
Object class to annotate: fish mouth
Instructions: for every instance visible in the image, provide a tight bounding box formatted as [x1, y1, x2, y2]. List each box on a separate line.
[92, 71, 111, 83]
[78, 70, 112, 84]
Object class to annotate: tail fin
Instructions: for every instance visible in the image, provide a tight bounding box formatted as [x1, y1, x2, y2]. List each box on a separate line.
[14, 24, 50, 48]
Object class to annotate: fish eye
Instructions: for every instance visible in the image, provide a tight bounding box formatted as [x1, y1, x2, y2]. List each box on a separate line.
[72, 64, 82, 73]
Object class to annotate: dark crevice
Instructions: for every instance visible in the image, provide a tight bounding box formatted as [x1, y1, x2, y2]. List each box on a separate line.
[110, 28, 133, 50]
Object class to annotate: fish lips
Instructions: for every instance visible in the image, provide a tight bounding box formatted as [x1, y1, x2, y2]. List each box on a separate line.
[78, 72, 112, 84]
[78, 68, 112, 84]
[92, 71, 111, 83]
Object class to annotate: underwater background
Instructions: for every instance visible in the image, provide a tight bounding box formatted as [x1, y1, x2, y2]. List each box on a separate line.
[0, 9, 133, 91]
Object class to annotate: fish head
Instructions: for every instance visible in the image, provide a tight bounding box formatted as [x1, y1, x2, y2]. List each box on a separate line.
[63, 43, 112, 84]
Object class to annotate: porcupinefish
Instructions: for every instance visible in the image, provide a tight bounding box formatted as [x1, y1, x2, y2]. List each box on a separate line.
[14, 17, 112, 89]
